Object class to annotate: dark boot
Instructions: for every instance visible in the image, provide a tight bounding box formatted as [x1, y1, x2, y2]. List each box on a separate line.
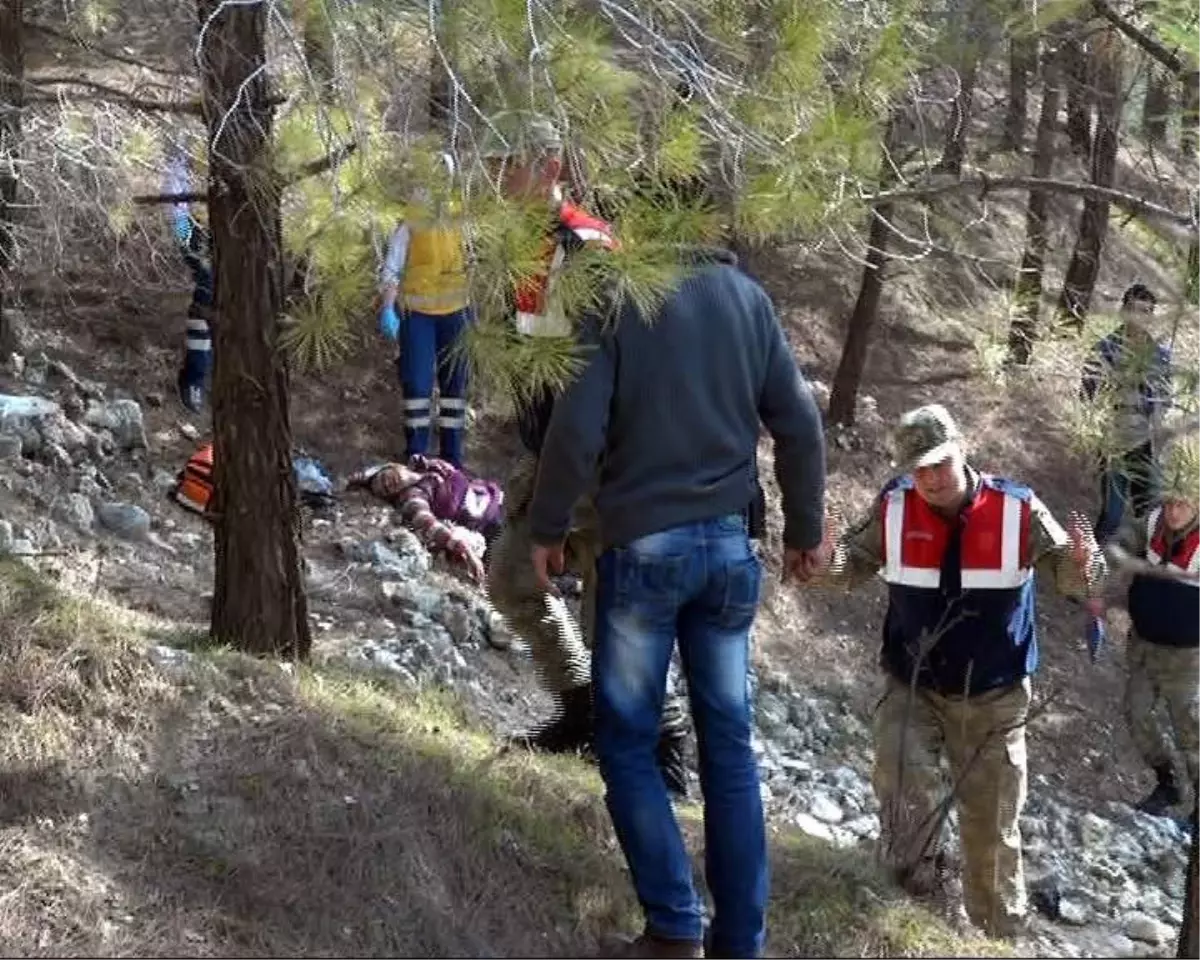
[1135, 764, 1181, 817]
[510, 684, 593, 754]
[658, 694, 691, 799]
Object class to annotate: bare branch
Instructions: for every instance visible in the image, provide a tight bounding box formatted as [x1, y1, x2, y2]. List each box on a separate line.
[22, 21, 193, 77]
[868, 174, 1196, 226]
[1090, 0, 1188, 77]
[22, 75, 200, 114]
[129, 140, 359, 205]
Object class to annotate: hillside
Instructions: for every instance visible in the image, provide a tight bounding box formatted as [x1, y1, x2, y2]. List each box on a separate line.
[0, 554, 1003, 958]
[0, 4, 1197, 956]
[0, 148, 1192, 957]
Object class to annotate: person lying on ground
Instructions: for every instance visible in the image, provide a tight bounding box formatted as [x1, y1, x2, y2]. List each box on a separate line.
[348, 456, 503, 584]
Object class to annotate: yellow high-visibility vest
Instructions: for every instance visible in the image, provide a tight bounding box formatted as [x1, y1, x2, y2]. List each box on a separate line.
[402, 218, 468, 315]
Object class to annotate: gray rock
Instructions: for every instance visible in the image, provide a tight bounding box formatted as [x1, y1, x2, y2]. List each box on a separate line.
[83, 399, 146, 450]
[807, 791, 845, 825]
[1124, 911, 1172, 945]
[56, 493, 94, 531]
[0, 433, 21, 460]
[793, 812, 835, 842]
[97, 502, 152, 541]
[1078, 811, 1113, 848]
[440, 601, 475, 646]
[0, 520, 13, 554]
[1058, 899, 1090, 925]
[10, 539, 35, 556]
[42, 441, 72, 470]
[342, 538, 431, 579]
[756, 692, 789, 732]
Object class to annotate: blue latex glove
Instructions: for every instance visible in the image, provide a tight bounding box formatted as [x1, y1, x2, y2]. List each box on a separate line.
[1086, 618, 1106, 663]
[379, 304, 400, 341]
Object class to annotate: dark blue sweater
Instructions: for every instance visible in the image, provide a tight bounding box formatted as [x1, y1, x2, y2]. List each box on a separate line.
[529, 252, 826, 551]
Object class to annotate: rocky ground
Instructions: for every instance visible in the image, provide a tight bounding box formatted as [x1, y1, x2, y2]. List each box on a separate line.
[0, 332, 1188, 958]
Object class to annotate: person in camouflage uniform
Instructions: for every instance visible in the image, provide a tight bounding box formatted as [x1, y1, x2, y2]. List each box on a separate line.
[479, 112, 692, 795]
[1107, 439, 1199, 820]
[803, 403, 1106, 938]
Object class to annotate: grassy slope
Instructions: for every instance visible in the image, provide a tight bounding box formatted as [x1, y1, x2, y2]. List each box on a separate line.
[0, 558, 1004, 958]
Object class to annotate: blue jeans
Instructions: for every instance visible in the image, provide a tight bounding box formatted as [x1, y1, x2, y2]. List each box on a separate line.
[1095, 441, 1157, 543]
[593, 514, 767, 957]
[397, 308, 471, 466]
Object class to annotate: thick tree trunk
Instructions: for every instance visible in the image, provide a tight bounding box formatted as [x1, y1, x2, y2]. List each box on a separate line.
[828, 121, 899, 426]
[198, 0, 312, 659]
[1058, 29, 1122, 331]
[0, 0, 24, 359]
[1007, 49, 1063, 364]
[1000, 33, 1037, 152]
[1142, 67, 1170, 147]
[1063, 33, 1093, 156]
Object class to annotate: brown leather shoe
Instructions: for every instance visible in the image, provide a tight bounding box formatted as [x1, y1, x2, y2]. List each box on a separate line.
[598, 932, 704, 958]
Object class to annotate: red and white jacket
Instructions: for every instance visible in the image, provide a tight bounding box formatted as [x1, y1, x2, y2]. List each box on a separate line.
[512, 200, 615, 338]
[1129, 506, 1199, 647]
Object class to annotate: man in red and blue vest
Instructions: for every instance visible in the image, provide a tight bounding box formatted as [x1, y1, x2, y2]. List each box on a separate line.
[805, 403, 1106, 938]
[1107, 439, 1199, 820]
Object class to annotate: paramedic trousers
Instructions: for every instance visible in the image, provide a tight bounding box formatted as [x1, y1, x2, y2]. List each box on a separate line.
[397, 308, 470, 467]
[872, 675, 1030, 938]
[180, 241, 213, 391]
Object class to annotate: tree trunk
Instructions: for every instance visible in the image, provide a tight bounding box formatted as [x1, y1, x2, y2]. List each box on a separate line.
[0, 0, 24, 359]
[1058, 28, 1122, 331]
[1000, 33, 1037, 152]
[1007, 48, 1063, 364]
[937, 57, 980, 174]
[197, 0, 312, 659]
[1182, 69, 1199, 160]
[1063, 32, 1093, 156]
[828, 121, 899, 426]
[1142, 66, 1170, 147]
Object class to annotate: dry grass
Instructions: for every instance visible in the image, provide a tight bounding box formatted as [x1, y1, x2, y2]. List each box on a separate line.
[0, 557, 1005, 958]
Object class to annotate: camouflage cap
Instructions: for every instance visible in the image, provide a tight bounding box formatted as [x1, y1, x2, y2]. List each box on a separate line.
[894, 403, 963, 472]
[1160, 438, 1199, 504]
[478, 110, 563, 159]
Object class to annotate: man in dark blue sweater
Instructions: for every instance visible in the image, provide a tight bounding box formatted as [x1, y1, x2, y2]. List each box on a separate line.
[527, 249, 827, 960]
[1108, 439, 1199, 819]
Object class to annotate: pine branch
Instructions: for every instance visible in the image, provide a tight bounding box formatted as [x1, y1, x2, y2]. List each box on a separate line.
[130, 141, 359, 206]
[868, 174, 1196, 226]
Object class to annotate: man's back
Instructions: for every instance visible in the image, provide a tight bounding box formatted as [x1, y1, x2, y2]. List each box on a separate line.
[532, 254, 825, 552]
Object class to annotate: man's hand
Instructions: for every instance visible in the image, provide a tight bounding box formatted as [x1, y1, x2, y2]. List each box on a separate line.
[457, 548, 486, 585]
[784, 545, 829, 583]
[532, 542, 566, 594]
[1067, 511, 1098, 572]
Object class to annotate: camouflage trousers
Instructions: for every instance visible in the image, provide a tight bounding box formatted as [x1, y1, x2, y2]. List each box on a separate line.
[486, 453, 597, 695]
[872, 675, 1030, 937]
[1125, 632, 1200, 786]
